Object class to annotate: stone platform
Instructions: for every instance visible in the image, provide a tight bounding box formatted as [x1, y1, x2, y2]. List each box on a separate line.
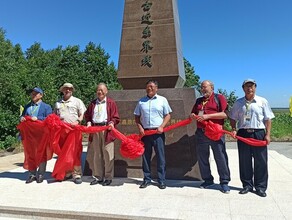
[1, 142, 292, 219]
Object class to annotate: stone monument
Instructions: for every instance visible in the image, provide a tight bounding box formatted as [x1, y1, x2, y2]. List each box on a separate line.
[85, 0, 201, 180]
[117, 0, 185, 89]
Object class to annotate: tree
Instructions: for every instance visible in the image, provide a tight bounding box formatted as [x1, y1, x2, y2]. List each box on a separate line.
[217, 88, 237, 110]
[80, 42, 122, 104]
[0, 29, 123, 150]
[183, 58, 200, 89]
[0, 29, 27, 148]
[23, 43, 60, 106]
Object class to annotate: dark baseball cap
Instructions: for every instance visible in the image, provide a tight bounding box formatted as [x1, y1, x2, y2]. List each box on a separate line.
[31, 87, 44, 94]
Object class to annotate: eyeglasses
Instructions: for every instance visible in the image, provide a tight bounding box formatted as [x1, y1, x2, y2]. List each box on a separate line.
[244, 83, 255, 88]
[63, 87, 73, 91]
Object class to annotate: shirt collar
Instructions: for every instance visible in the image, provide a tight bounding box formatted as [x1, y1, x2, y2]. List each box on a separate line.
[61, 96, 73, 103]
[147, 94, 158, 100]
[244, 95, 257, 103]
[96, 97, 106, 104]
[31, 100, 42, 106]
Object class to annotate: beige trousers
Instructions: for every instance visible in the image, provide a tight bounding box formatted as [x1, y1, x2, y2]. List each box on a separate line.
[86, 131, 114, 180]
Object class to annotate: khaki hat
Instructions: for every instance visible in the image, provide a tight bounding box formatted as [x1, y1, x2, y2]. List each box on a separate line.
[59, 83, 75, 92]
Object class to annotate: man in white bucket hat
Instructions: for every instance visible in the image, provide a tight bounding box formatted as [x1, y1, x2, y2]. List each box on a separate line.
[54, 83, 86, 184]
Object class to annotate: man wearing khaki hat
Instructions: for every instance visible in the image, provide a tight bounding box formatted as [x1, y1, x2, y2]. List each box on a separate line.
[54, 83, 86, 184]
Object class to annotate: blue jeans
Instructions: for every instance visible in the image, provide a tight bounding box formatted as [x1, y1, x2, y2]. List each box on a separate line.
[141, 133, 166, 184]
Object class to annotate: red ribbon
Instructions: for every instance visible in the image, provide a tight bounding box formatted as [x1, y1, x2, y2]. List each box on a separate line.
[137, 116, 267, 147]
[18, 114, 267, 177]
[192, 115, 267, 147]
[17, 116, 53, 171]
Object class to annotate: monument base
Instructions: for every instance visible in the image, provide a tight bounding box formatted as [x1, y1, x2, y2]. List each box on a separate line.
[84, 88, 201, 180]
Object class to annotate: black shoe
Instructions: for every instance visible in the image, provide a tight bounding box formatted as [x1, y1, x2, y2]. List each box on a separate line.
[73, 177, 82, 184]
[220, 184, 230, 194]
[102, 180, 112, 186]
[158, 183, 166, 189]
[36, 175, 44, 183]
[139, 181, 151, 189]
[26, 175, 37, 184]
[256, 189, 267, 197]
[199, 181, 214, 189]
[90, 179, 104, 185]
[239, 187, 253, 194]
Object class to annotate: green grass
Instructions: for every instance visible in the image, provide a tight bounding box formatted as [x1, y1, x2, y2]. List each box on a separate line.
[271, 112, 292, 140]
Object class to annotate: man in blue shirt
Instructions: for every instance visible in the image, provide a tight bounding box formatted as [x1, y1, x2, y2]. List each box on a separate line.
[20, 87, 52, 183]
[134, 80, 172, 189]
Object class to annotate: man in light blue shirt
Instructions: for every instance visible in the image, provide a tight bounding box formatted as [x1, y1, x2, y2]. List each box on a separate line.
[134, 80, 172, 189]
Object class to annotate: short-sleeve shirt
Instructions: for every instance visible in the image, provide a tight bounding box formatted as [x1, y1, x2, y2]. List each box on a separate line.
[134, 94, 172, 129]
[229, 95, 275, 129]
[55, 96, 86, 123]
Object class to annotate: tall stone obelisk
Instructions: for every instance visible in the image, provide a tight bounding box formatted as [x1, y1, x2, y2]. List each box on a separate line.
[110, 0, 200, 180]
[117, 0, 185, 89]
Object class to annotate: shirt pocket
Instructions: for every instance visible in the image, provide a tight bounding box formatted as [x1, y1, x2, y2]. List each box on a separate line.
[68, 105, 77, 114]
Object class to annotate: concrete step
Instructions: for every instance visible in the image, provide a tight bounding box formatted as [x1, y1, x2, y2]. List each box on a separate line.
[0, 206, 166, 220]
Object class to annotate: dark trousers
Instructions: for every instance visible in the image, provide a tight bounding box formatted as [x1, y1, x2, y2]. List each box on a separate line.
[237, 129, 268, 191]
[29, 161, 46, 176]
[195, 129, 230, 184]
[141, 133, 166, 184]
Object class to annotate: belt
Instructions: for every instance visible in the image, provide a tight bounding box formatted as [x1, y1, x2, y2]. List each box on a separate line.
[240, 129, 265, 133]
[93, 122, 107, 126]
[144, 128, 158, 130]
[197, 128, 205, 132]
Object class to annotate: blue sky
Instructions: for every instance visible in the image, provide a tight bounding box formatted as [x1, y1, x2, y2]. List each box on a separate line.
[0, 0, 291, 107]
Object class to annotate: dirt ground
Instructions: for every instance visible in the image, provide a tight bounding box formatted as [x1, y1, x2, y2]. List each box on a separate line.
[0, 145, 23, 157]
